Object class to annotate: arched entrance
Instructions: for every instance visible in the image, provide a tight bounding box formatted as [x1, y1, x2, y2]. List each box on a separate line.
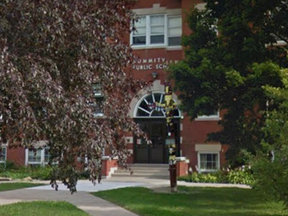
[133, 92, 181, 164]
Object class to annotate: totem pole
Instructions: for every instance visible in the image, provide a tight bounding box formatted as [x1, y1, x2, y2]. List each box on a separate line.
[163, 81, 177, 192]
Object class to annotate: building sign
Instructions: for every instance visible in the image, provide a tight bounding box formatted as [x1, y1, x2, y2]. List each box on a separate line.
[132, 58, 179, 71]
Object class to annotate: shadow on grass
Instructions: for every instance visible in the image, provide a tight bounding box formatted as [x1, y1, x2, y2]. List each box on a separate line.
[94, 187, 288, 216]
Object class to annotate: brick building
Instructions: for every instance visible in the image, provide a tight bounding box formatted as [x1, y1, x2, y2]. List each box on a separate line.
[123, 0, 228, 175]
[0, 0, 228, 177]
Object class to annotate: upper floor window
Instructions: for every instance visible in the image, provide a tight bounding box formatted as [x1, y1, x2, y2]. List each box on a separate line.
[131, 15, 182, 48]
[168, 16, 182, 46]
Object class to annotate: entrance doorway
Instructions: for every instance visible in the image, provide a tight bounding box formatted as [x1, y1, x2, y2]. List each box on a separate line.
[134, 119, 166, 163]
[133, 92, 181, 164]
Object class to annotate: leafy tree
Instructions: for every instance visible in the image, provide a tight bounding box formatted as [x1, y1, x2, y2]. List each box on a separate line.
[0, 0, 144, 192]
[253, 68, 288, 208]
[170, 0, 288, 166]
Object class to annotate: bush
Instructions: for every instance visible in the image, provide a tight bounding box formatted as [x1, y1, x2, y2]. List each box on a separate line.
[0, 164, 53, 180]
[226, 168, 255, 185]
[178, 172, 221, 183]
[177, 167, 254, 185]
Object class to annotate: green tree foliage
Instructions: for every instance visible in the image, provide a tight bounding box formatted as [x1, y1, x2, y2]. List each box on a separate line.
[253, 68, 288, 208]
[0, 0, 144, 192]
[170, 0, 288, 166]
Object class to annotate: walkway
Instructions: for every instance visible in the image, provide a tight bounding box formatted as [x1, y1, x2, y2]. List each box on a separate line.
[0, 178, 250, 216]
[0, 186, 139, 216]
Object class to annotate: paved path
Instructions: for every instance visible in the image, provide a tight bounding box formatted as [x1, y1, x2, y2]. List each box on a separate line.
[0, 178, 250, 216]
[0, 187, 139, 216]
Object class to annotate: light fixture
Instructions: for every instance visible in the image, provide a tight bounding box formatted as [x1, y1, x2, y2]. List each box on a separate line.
[152, 71, 158, 79]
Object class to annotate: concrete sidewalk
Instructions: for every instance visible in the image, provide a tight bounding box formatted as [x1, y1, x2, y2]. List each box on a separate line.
[0, 178, 251, 216]
[0, 188, 139, 216]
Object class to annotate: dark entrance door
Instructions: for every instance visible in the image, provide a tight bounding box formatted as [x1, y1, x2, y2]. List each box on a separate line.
[134, 119, 180, 164]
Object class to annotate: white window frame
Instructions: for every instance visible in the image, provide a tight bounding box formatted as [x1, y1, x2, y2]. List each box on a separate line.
[197, 152, 220, 173]
[167, 16, 182, 47]
[131, 14, 182, 49]
[92, 83, 105, 117]
[25, 148, 50, 166]
[0, 146, 7, 163]
[196, 111, 220, 121]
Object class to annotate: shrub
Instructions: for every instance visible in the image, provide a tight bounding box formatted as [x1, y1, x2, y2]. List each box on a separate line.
[226, 167, 255, 185]
[177, 167, 254, 185]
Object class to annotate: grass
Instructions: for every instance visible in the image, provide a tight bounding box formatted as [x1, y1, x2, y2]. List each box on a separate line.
[94, 186, 288, 216]
[0, 201, 89, 216]
[0, 183, 45, 192]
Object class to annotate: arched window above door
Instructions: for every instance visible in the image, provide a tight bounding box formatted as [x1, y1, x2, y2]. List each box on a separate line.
[134, 92, 181, 118]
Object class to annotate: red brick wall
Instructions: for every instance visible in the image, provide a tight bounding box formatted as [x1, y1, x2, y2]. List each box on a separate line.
[6, 147, 25, 166]
[101, 159, 118, 177]
[176, 160, 188, 177]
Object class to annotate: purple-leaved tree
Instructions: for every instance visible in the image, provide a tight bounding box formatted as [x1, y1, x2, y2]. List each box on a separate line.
[0, 0, 145, 193]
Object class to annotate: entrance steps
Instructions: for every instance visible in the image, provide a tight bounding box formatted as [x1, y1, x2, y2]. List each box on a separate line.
[111, 164, 170, 180]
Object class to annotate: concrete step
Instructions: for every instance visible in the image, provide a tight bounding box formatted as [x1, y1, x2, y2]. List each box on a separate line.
[111, 163, 170, 180]
[112, 171, 168, 176]
[111, 173, 169, 179]
[129, 164, 169, 168]
[115, 169, 169, 174]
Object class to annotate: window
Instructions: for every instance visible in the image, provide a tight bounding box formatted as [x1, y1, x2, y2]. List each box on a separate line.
[168, 16, 182, 46]
[131, 15, 182, 47]
[26, 148, 50, 166]
[28, 149, 42, 164]
[196, 111, 220, 121]
[150, 15, 165, 44]
[92, 83, 104, 117]
[198, 153, 219, 172]
[132, 17, 146, 45]
[0, 147, 6, 163]
[134, 92, 180, 118]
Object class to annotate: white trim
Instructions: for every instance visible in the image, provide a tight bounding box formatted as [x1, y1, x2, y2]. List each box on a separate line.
[133, 8, 181, 16]
[195, 3, 207, 10]
[195, 144, 221, 152]
[133, 91, 181, 118]
[197, 152, 220, 173]
[131, 14, 182, 49]
[25, 148, 50, 166]
[196, 111, 220, 121]
[125, 137, 134, 144]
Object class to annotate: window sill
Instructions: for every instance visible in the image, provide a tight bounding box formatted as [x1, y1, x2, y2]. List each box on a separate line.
[199, 169, 219, 173]
[195, 117, 221, 121]
[131, 45, 182, 50]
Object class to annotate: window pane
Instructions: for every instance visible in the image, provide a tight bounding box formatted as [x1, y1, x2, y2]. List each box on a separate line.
[150, 16, 164, 25]
[168, 27, 181, 36]
[200, 153, 219, 171]
[133, 27, 146, 35]
[168, 17, 181, 28]
[135, 17, 146, 27]
[133, 36, 146, 45]
[168, 37, 181, 46]
[44, 148, 50, 163]
[28, 149, 42, 163]
[151, 26, 164, 34]
[151, 35, 164, 44]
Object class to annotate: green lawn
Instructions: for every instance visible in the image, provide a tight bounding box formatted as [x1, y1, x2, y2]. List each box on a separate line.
[0, 183, 44, 192]
[0, 201, 89, 216]
[94, 187, 288, 216]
